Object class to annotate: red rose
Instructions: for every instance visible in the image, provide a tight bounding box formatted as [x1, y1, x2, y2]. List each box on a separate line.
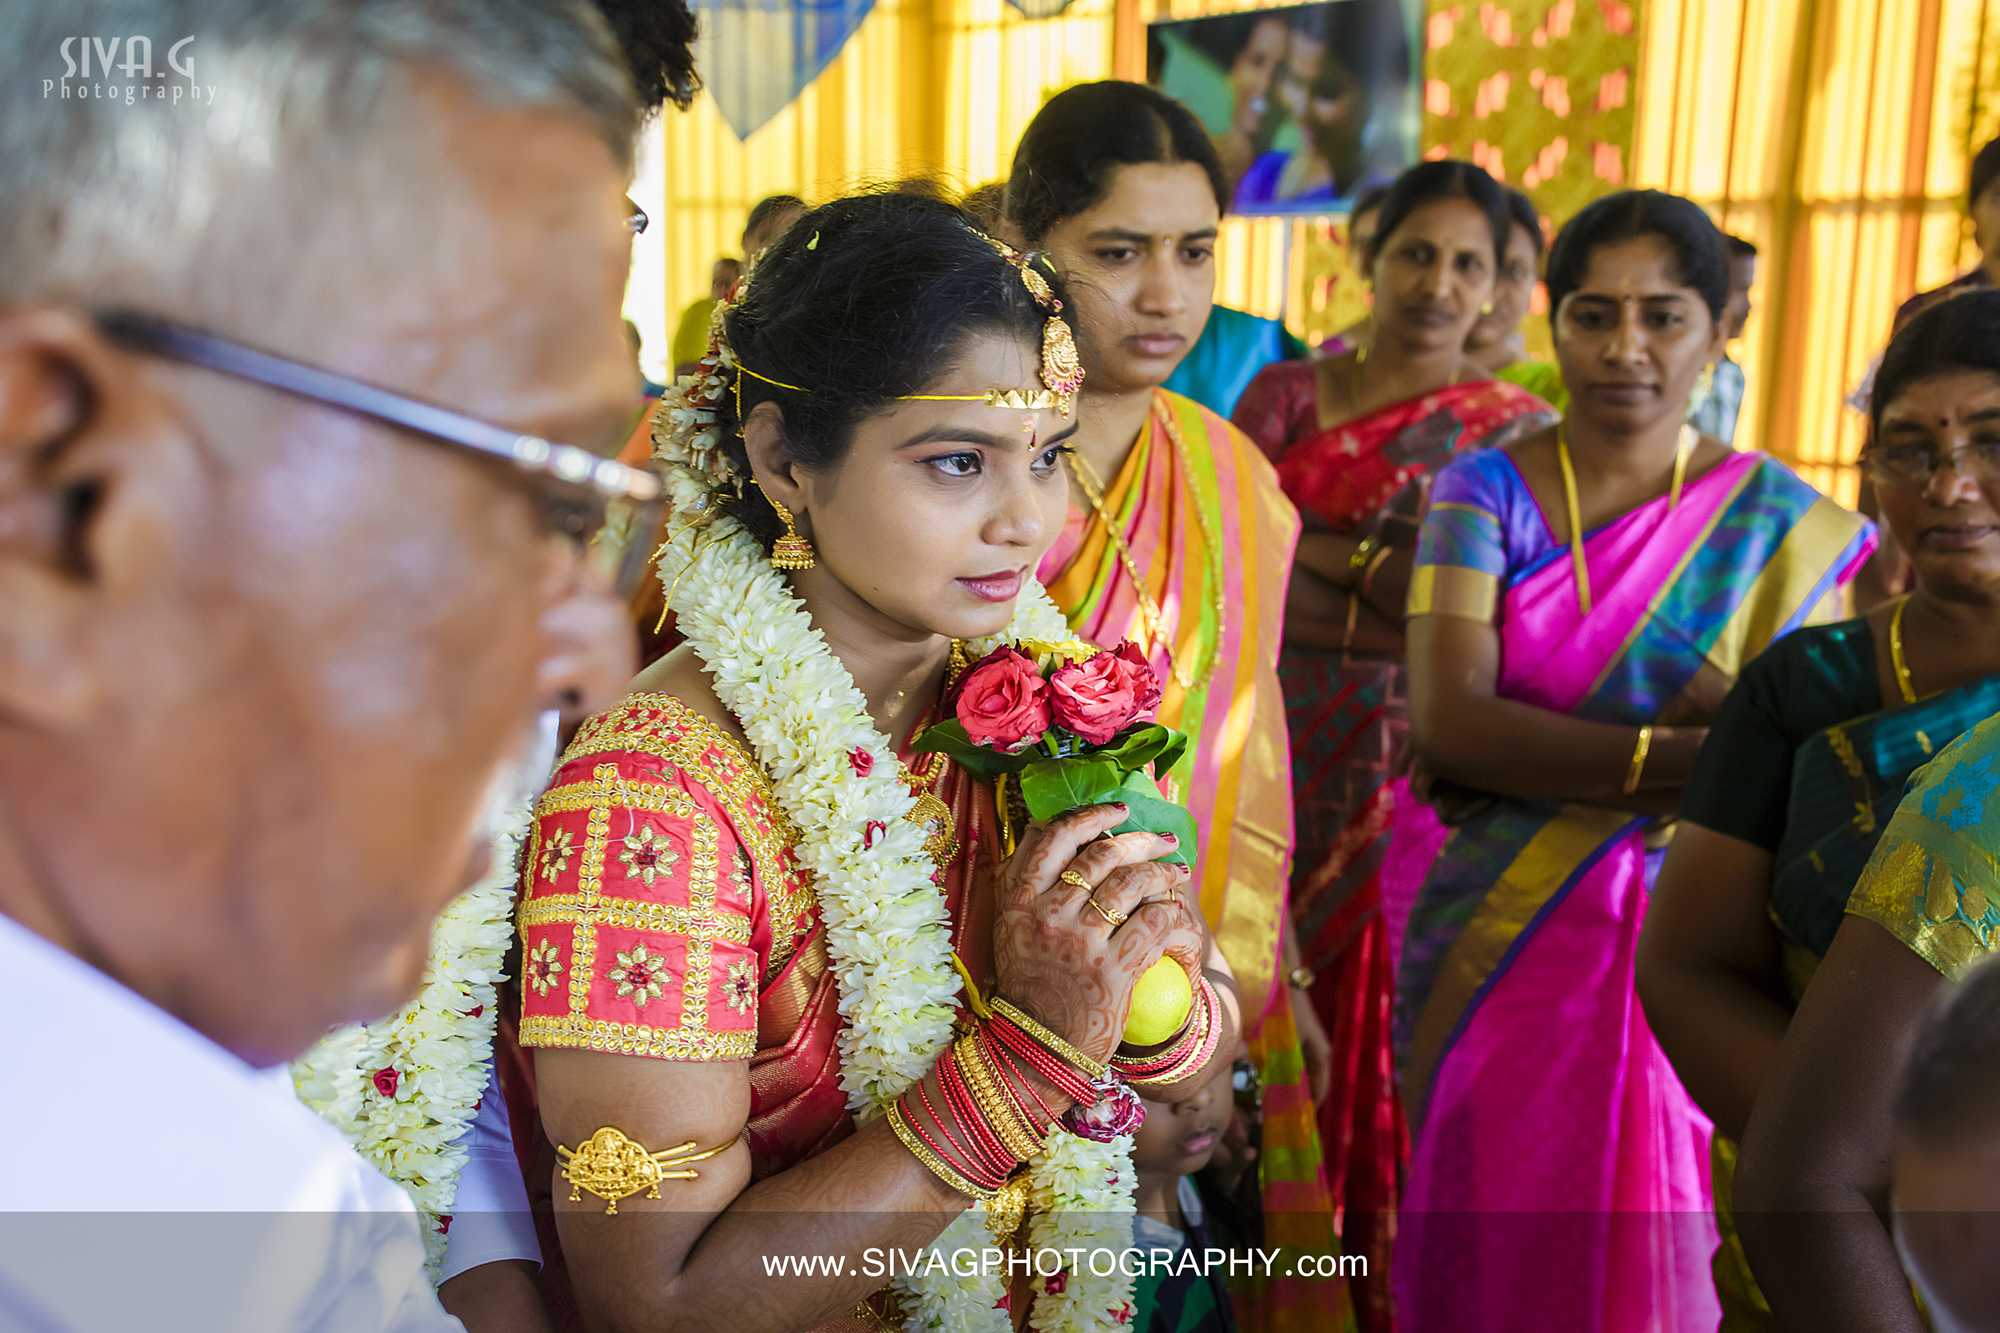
[848, 747, 875, 777]
[952, 647, 1051, 752]
[436, 1215, 453, 1235]
[1048, 641, 1159, 745]
[864, 820, 887, 849]
[1111, 640, 1164, 712]
[371, 1067, 400, 1098]
[1110, 1304, 1133, 1325]
[1044, 1273, 1069, 1297]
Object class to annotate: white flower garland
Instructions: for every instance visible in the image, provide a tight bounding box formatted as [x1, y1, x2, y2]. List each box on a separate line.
[655, 357, 1134, 1330]
[290, 794, 531, 1277]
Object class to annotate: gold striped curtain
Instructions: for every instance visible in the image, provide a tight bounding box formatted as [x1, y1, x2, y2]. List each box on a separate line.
[628, 0, 1300, 366]
[1631, 0, 2000, 505]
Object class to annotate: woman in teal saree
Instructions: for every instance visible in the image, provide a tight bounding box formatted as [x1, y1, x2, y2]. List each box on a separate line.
[1640, 301, 2000, 1311]
[1393, 192, 1875, 1332]
[1691, 292, 2000, 1330]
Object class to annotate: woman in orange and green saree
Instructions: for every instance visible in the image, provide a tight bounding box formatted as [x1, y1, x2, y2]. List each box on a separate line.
[1231, 159, 1554, 1333]
[1006, 81, 1350, 1332]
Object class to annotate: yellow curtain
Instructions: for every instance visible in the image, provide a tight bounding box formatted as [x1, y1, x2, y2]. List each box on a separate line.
[1631, 0, 2000, 505]
[632, 0, 1302, 351]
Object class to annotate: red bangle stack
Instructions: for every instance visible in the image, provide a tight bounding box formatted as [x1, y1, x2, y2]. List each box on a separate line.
[889, 1002, 1107, 1202]
[1111, 975, 1222, 1090]
[987, 998, 1104, 1106]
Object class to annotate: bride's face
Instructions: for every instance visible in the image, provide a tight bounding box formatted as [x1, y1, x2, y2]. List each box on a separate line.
[760, 329, 1076, 643]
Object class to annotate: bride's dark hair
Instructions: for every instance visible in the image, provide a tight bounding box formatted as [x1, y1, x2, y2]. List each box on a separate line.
[716, 190, 1074, 548]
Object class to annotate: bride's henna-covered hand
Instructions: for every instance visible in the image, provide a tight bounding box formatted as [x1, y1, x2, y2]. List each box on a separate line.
[991, 803, 1190, 1063]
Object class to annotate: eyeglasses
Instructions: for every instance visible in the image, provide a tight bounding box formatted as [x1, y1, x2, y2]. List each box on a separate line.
[1860, 441, 2000, 487]
[93, 307, 665, 596]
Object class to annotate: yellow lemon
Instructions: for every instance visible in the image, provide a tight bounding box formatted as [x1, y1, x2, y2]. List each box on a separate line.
[1123, 959, 1194, 1047]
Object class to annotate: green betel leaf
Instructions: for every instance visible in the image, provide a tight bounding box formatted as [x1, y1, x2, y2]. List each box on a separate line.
[1108, 775, 1199, 867]
[1091, 723, 1168, 770]
[1085, 722, 1192, 779]
[909, 721, 1023, 779]
[1017, 757, 1126, 822]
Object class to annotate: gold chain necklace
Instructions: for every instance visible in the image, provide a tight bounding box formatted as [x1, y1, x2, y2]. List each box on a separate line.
[1889, 596, 1919, 705]
[1555, 423, 1694, 617]
[1063, 399, 1226, 692]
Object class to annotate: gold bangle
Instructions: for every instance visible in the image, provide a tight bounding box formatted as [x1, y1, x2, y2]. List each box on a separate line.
[1288, 965, 1317, 990]
[1623, 724, 1654, 797]
[990, 997, 1108, 1079]
[1342, 588, 1361, 651]
[1111, 978, 1216, 1089]
[886, 1100, 1000, 1202]
[956, 1034, 1045, 1162]
[1347, 534, 1380, 584]
[1360, 543, 1394, 599]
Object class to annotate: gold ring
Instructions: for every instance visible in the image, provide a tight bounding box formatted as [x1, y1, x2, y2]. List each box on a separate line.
[1057, 869, 1093, 893]
[1085, 894, 1129, 927]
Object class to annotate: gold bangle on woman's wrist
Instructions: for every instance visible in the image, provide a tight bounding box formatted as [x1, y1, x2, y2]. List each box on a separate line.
[1347, 534, 1381, 586]
[1360, 544, 1393, 599]
[1622, 725, 1654, 796]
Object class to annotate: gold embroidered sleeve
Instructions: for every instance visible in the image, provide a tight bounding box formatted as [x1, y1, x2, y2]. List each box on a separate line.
[1845, 729, 2000, 980]
[516, 696, 816, 1061]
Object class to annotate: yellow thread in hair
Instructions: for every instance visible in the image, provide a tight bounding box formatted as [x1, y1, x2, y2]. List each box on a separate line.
[738, 364, 808, 392]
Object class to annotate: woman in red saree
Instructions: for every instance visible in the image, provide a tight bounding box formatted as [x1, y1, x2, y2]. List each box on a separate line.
[1232, 161, 1553, 1332]
[493, 196, 1233, 1333]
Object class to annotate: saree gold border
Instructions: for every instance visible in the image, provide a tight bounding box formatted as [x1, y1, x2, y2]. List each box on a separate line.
[1426, 500, 1501, 522]
[1407, 565, 1499, 621]
[1402, 806, 1634, 1129]
[1583, 463, 1759, 701]
[1705, 496, 1868, 679]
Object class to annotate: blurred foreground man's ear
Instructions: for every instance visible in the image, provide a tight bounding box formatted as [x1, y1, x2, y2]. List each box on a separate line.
[0, 307, 188, 731]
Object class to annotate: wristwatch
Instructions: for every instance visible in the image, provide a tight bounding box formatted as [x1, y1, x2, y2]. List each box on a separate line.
[1287, 965, 1317, 990]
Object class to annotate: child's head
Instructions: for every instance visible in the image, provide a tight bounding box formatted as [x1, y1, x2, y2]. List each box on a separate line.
[1132, 1056, 1236, 1180]
[1892, 953, 2000, 1332]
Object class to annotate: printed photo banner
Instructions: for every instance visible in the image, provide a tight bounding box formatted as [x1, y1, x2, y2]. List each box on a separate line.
[694, 0, 876, 140]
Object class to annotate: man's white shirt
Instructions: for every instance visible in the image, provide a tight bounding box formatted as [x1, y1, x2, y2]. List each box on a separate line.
[0, 911, 463, 1332]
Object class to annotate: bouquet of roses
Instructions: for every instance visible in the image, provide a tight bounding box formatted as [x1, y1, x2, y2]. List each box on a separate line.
[917, 639, 1198, 858]
[916, 639, 1199, 1047]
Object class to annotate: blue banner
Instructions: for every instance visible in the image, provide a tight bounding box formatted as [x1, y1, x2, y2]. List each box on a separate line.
[693, 0, 877, 141]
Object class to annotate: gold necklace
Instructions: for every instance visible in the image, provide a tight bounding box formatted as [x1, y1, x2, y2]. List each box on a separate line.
[1063, 399, 1226, 692]
[898, 750, 957, 871]
[1889, 596, 1919, 704]
[1348, 339, 1463, 388]
[1555, 423, 1694, 616]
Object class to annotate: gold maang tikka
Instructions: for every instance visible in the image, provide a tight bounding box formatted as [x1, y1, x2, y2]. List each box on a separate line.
[731, 230, 1085, 420]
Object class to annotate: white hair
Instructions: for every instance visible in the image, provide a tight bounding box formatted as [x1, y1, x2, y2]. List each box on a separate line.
[0, 0, 637, 319]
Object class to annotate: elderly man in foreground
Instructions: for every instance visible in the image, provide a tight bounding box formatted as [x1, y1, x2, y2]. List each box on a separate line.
[0, 1, 655, 1327]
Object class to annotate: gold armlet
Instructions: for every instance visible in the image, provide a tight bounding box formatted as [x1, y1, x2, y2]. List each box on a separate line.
[556, 1126, 732, 1216]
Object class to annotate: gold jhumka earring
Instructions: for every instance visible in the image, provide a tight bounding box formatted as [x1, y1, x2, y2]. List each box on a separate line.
[749, 478, 815, 571]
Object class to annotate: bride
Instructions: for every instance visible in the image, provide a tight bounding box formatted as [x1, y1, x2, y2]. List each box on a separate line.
[502, 192, 1240, 1332]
